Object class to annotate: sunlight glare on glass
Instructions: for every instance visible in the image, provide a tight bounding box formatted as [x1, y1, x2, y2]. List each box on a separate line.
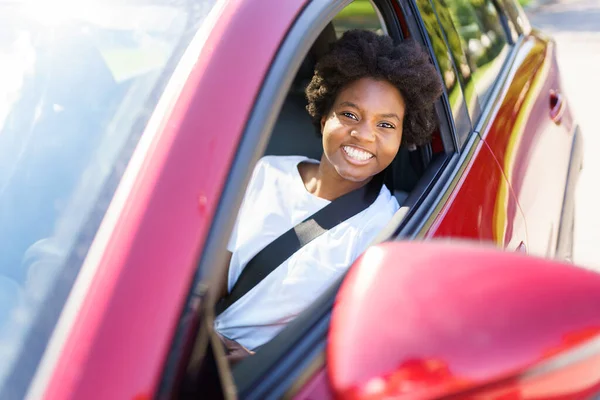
[21, 0, 97, 27]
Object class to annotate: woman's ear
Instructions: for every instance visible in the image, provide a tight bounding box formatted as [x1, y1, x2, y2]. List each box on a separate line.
[320, 116, 326, 133]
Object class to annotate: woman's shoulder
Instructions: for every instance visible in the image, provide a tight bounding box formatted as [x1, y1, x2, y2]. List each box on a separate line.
[244, 155, 315, 195]
[250, 155, 317, 188]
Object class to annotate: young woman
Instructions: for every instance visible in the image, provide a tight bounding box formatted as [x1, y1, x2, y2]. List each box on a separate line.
[214, 30, 443, 356]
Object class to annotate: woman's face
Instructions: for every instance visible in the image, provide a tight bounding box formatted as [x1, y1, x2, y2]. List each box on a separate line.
[320, 77, 406, 183]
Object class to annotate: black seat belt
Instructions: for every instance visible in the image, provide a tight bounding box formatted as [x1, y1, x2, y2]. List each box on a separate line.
[215, 173, 384, 316]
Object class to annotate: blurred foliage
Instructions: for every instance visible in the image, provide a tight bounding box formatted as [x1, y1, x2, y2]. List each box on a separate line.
[333, 0, 385, 36]
[415, 0, 463, 112]
[336, 0, 376, 17]
[417, 0, 508, 116]
[444, 0, 508, 107]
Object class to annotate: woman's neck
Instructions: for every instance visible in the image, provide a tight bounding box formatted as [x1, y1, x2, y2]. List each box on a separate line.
[298, 159, 372, 201]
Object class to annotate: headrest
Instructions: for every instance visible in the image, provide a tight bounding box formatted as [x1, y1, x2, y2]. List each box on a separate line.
[292, 23, 338, 94]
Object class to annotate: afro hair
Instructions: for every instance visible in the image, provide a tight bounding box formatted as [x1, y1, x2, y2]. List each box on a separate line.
[306, 30, 443, 146]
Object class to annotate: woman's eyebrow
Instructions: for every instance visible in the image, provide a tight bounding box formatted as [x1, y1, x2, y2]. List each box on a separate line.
[380, 113, 401, 121]
[339, 101, 359, 109]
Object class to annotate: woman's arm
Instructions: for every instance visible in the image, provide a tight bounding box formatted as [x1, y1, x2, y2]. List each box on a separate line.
[214, 251, 255, 364]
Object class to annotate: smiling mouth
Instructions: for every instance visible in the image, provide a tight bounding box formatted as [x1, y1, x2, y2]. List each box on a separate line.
[342, 145, 374, 162]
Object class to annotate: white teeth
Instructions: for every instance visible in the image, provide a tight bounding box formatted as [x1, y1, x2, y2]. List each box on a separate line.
[343, 146, 373, 161]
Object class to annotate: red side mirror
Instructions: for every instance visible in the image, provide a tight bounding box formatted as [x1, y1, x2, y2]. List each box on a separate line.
[328, 241, 600, 399]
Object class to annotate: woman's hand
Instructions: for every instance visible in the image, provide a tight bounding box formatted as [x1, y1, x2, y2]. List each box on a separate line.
[218, 333, 255, 365]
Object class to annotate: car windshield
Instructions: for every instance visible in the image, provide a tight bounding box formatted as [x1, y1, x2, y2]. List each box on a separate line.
[0, 0, 216, 393]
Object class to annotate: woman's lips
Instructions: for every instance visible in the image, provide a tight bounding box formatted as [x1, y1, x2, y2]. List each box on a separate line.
[342, 145, 374, 165]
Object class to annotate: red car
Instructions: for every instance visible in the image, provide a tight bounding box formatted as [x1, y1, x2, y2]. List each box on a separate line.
[0, 0, 588, 398]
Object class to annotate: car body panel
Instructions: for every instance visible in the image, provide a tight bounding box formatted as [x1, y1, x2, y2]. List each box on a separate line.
[36, 0, 307, 399]
[477, 33, 575, 258]
[424, 136, 527, 252]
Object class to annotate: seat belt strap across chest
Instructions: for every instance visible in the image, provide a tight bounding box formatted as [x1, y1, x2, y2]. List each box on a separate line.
[215, 174, 383, 316]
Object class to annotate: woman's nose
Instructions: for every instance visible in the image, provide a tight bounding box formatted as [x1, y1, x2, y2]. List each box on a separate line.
[350, 126, 375, 142]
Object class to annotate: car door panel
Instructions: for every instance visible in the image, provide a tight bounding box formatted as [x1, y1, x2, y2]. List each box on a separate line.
[477, 34, 574, 258]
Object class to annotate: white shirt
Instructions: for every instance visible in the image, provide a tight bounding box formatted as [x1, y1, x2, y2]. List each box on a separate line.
[214, 156, 399, 350]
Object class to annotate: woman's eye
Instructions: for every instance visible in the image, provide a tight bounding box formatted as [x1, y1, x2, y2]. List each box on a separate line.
[379, 122, 395, 129]
[342, 112, 358, 121]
